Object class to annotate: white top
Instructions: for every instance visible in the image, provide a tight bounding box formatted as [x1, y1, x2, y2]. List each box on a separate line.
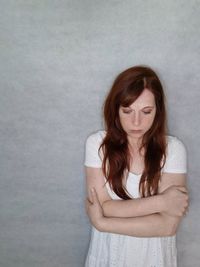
[84, 130, 187, 267]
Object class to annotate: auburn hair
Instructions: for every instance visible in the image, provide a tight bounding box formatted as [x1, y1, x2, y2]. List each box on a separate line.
[99, 66, 167, 199]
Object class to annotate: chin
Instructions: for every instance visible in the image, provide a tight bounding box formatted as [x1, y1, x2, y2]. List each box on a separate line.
[129, 130, 143, 135]
[128, 132, 143, 139]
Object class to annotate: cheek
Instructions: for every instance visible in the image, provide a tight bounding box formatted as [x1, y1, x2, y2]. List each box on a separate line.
[144, 114, 156, 128]
[148, 114, 156, 127]
[119, 118, 126, 128]
[119, 116, 130, 129]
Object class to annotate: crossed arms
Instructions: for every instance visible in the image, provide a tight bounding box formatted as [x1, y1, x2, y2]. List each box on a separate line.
[85, 167, 189, 238]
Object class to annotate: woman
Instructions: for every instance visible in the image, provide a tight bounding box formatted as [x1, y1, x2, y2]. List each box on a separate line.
[84, 66, 189, 267]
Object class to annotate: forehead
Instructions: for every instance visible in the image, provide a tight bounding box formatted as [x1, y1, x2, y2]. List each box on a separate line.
[128, 89, 155, 108]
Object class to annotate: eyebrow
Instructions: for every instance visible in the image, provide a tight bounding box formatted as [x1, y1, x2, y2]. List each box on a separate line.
[141, 106, 155, 109]
[122, 106, 155, 109]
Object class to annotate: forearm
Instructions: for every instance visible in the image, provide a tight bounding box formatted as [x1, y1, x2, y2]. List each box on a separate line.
[102, 194, 164, 218]
[98, 213, 179, 237]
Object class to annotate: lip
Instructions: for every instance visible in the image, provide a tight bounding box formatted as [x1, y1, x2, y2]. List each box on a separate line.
[130, 130, 143, 133]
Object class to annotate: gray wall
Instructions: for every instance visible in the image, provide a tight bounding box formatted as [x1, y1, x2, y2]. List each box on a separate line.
[0, 1, 199, 266]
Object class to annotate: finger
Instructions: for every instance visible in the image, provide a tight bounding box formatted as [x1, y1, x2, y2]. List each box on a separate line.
[85, 198, 92, 213]
[87, 196, 93, 205]
[90, 188, 100, 205]
[175, 186, 188, 194]
[88, 189, 93, 203]
[175, 185, 187, 191]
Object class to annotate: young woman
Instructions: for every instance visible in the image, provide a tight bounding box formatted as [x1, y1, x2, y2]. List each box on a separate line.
[84, 66, 189, 267]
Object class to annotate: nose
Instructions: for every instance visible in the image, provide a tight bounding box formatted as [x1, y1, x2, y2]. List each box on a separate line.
[132, 111, 141, 126]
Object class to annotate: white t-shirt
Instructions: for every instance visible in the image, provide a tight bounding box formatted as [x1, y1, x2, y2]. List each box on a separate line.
[84, 130, 187, 267]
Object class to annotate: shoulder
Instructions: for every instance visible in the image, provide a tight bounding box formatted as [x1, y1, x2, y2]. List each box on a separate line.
[86, 130, 106, 144]
[162, 135, 187, 173]
[166, 135, 186, 156]
[84, 130, 106, 167]
[85, 130, 106, 150]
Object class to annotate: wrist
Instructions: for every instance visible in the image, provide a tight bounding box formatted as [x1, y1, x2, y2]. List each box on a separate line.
[157, 193, 166, 213]
[102, 200, 111, 217]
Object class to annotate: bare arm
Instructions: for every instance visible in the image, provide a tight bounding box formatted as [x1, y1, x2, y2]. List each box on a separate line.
[99, 212, 177, 237]
[101, 173, 188, 237]
[86, 167, 188, 218]
[86, 172, 189, 237]
[103, 195, 164, 218]
[86, 166, 165, 217]
[87, 188, 178, 237]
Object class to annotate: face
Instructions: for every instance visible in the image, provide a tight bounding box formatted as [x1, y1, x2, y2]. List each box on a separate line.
[118, 89, 156, 143]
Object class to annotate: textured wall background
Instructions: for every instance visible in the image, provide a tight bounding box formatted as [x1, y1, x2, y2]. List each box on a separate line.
[0, 1, 199, 266]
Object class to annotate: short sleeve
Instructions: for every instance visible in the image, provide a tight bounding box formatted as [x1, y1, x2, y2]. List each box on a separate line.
[84, 130, 105, 168]
[162, 136, 187, 173]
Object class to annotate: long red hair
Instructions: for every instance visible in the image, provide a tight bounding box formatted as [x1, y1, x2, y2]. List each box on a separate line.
[100, 66, 167, 199]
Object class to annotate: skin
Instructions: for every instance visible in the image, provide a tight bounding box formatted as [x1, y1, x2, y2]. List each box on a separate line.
[119, 89, 156, 150]
[85, 89, 189, 237]
[118, 89, 156, 174]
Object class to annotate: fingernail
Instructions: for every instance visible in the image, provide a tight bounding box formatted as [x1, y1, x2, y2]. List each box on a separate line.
[90, 188, 94, 193]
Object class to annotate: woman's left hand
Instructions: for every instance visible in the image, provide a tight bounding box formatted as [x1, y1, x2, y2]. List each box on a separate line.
[85, 188, 105, 231]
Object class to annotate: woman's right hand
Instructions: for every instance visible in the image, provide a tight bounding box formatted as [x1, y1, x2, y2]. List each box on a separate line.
[161, 185, 189, 217]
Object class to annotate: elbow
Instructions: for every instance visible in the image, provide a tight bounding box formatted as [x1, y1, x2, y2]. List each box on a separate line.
[165, 218, 180, 237]
[157, 226, 175, 237]
[160, 214, 180, 237]
[89, 217, 106, 233]
[166, 226, 177, 237]
[169, 221, 180, 236]
[158, 225, 176, 237]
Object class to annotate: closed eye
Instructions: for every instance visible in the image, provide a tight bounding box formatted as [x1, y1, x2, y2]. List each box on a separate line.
[122, 109, 132, 114]
[123, 111, 132, 114]
[143, 111, 152, 114]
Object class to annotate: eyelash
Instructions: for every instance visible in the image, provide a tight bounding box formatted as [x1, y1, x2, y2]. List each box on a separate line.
[122, 110, 152, 114]
[123, 111, 132, 114]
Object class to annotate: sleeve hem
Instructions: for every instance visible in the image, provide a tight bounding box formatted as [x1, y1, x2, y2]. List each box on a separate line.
[84, 162, 102, 168]
[162, 169, 187, 174]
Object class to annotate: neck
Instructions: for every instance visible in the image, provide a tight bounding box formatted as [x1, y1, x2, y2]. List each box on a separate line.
[128, 136, 144, 154]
